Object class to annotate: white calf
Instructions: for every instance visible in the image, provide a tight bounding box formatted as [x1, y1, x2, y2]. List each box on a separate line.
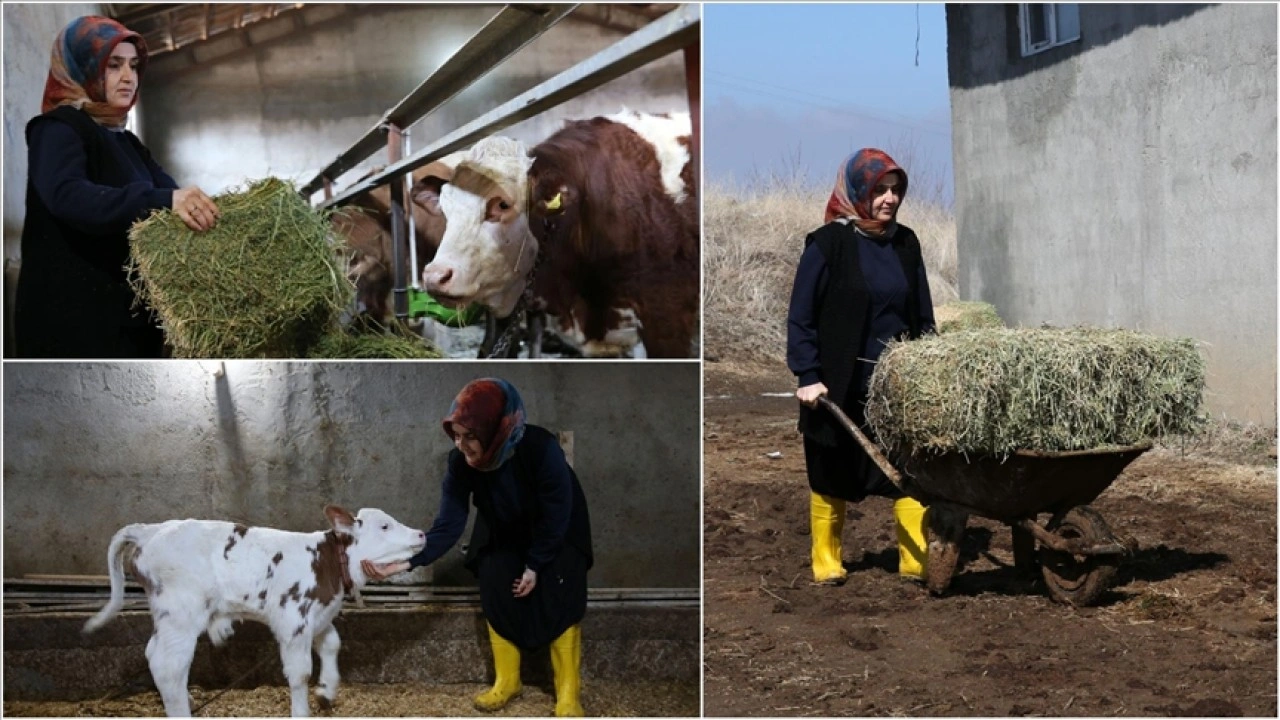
[83, 505, 425, 717]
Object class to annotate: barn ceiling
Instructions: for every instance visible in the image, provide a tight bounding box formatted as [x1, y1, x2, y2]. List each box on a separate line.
[104, 3, 680, 58]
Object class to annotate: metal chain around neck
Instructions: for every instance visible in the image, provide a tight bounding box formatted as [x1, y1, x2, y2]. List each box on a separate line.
[486, 240, 546, 359]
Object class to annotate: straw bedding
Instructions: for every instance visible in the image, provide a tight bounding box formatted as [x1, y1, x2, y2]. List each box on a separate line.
[3, 680, 699, 717]
[866, 327, 1205, 457]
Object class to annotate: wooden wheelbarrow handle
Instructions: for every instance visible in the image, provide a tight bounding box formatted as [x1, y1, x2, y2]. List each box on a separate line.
[816, 396, 907, 494]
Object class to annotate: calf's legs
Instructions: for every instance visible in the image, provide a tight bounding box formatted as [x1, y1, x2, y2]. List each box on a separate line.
[279, 637, 314, 717]
[146, 622, 199, 717]
[313, 624, 342, 709]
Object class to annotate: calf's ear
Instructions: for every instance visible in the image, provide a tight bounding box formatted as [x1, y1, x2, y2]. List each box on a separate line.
[324, 505, 357, 536]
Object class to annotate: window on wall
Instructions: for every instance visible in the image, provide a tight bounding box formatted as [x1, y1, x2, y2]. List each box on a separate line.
[1019, 4, 1081, 56]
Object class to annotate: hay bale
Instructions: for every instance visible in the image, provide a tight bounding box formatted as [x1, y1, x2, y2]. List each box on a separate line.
[933, 301, 1003, 333]
[128, 178, 352, 358]
[866, 327, 1206, 457]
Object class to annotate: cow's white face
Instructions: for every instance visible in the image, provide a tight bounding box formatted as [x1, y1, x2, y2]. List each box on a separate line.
[330, 506, 425, 566]
[421, 137, 536, 319]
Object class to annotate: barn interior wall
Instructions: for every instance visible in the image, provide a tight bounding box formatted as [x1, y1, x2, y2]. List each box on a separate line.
[1, 362, 701, 589]
[137, 4, 691, 195]
[947, 3, 1278, 425]
[1, 3, 105, 350]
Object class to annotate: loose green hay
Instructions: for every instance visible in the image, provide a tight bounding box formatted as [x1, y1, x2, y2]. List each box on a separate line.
[934, 301, 1003, 333]
[307, 322, 442, 359]
[127, 177, 353, 358]
[866, 327, 1206, 457]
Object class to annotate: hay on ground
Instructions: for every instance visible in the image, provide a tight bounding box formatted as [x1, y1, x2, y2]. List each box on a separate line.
[128, 177, 353, 358]
[933, 301, 1003, 333]
[865, 327, 1206, 457]
[307, 321, 442, 359]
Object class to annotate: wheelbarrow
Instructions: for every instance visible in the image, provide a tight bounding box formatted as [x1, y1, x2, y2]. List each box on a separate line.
[818, 397, 1148, 606]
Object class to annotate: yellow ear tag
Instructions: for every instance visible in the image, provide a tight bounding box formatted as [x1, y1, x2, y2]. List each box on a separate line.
[544, 192, 562, 212]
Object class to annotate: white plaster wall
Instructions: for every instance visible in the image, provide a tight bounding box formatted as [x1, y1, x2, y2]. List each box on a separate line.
[137, 5, 690, 194]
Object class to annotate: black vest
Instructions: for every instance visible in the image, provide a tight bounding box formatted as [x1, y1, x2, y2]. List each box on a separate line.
[15, 106, 164, 358]
[797, 221, 926, 446]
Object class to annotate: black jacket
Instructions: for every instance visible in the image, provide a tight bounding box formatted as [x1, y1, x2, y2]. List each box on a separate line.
[15, 105, 176, 358]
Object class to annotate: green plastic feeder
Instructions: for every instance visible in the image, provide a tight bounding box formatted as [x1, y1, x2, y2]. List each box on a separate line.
[408, 287, 483, 327]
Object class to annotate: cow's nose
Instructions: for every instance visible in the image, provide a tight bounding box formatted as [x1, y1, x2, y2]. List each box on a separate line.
[422, 264, 453, 291]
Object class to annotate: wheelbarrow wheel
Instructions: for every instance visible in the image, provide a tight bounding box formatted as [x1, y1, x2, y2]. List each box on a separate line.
[1039, 506, 1118, 607]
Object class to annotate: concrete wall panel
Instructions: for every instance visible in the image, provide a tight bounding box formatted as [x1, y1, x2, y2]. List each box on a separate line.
[3, 362, 701, 589]
[947, 3, 1277, 423]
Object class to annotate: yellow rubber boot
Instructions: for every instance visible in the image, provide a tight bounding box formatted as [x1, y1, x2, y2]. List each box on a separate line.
[810, 492, 848, 584]
[473, 623, 522, 711]
[549, 624, 585, 717]
[894, 497, 929, 581]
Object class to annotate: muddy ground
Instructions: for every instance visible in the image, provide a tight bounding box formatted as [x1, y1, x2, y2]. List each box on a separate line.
[5, 679, 698, 717]
[704, 364, 1277, 717]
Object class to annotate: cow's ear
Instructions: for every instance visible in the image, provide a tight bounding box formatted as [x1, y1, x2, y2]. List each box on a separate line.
[324, 505, 356, 536]
[412, 177, 446, 216]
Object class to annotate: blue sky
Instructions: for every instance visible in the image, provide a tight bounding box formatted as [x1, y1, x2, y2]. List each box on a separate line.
[704, 3, 954, 205]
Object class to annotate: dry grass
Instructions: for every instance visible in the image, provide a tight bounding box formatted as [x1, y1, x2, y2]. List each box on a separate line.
[703, 178, 956, 365]
[934, 301, 1003, 333]
[1162, 416, 1278, 467]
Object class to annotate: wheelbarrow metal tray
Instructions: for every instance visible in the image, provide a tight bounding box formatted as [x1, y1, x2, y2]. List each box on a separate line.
[897, 443, 1151, 522]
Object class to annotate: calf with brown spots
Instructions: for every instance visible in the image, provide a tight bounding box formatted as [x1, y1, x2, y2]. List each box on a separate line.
[83, 505, 425, 717]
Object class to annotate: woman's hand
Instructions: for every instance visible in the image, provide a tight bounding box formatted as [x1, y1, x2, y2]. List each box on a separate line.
[172, 186, 221, 233]
[512, 568, 537, 598]
[361, 559, 409, 582]
[796, 382, 829, 408]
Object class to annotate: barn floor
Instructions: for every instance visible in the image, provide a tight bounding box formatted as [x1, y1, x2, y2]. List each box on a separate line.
[703, 363, 1277, 717]
[4, 679, 699, 717]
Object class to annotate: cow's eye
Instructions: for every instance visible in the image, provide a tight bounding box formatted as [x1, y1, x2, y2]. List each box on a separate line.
[498, 201, 511, 211]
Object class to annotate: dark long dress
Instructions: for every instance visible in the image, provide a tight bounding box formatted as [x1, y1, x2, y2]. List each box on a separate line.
[408, 425, 593, 650]
[15, 105, 176, 358]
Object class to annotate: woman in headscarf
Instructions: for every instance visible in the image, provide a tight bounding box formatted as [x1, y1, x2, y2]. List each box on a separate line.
[786, 148, 936, 586]
[363, 378, 593, 717]
[16, 15, 221, 358]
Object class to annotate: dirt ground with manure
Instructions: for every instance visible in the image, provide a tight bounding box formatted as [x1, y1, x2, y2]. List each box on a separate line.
[704, 363, 1277, 718]
[5, 679, 697, 717]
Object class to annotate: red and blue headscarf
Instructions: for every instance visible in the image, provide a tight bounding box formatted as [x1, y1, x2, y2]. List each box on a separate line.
[42, 16, 148, 129]
[823, 148, 908, 236]
[443, 378, 527, 472]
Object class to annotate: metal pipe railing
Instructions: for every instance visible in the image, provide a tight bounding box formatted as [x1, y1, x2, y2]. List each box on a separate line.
[299, 4, 578, 198]
[320, 3, 700, 212]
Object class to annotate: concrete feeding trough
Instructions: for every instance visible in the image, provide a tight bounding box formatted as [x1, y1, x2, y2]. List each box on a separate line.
[4, 588, 698, 715]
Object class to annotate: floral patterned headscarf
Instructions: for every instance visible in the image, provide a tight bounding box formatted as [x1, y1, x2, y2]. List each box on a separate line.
[823, 148, 908, 237]
[42, 16, 148, 129]
[443, 378, 527, 472]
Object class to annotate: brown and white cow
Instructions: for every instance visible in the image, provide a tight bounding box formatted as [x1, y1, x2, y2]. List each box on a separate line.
[331, 155, 462, 321]
[83, 505, 425, 717]
[421, 110, 699, 358]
